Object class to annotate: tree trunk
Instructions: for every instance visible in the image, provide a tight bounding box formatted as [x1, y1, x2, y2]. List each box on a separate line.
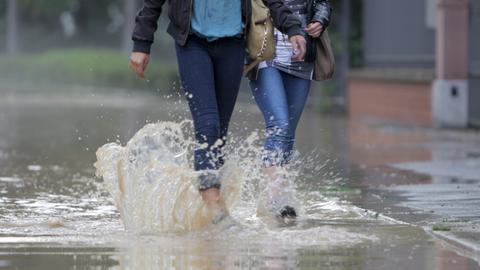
[6, 0, 19, 55]
[123, 0, 138, 53]
[336, 0, 351, 106]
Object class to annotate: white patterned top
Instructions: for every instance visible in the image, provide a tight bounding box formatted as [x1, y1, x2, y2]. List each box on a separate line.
[259, 0, 314, 80]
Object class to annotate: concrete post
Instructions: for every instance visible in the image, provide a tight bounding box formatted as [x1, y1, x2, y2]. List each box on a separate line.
[6, 0, 18, 55]
[123, 0, 138, 53]
[432, 0, 469, 127]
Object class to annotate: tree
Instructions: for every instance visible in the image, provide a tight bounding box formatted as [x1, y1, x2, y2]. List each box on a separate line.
[123, 0, 139, 52]
[6, 0, 18, 55]
[336, 0, 351, 105]
[20, 0, 72, 18]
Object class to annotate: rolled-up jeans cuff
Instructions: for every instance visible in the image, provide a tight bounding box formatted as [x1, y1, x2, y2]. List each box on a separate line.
[197, 170, 221, 191]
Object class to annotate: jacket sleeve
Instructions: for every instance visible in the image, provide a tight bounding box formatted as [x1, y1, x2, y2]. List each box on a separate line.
[264, 0, 303, 37]
[312, 0, 332, 28]
[132, 0, 167, 54]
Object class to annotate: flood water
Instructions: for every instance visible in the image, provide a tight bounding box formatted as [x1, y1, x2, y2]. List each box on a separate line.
[0, 89, 479, 269]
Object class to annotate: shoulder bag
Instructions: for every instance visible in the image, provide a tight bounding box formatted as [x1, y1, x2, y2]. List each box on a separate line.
[244, 0, 276, 74]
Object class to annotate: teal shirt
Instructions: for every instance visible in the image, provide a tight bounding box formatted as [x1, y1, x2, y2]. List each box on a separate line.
[191, 0, 244, 41]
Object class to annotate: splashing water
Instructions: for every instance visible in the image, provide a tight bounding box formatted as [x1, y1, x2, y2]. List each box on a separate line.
[95, 121, 253, 233]
[95, 120, 314, 233]
[94, 120, 378, 247]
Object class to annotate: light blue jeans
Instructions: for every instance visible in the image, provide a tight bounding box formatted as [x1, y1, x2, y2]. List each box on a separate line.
[249, 67, 311, 167]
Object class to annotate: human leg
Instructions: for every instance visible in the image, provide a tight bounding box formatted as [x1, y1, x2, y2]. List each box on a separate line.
[175, 37, 222, 191]
[268, 72, 310, 220]
[197, 37, 244, 219]
[211, 37, 245, 168]
[249, 67, 292, 167]
[281, 71, 311, 160]
[249, 67, 298, 220]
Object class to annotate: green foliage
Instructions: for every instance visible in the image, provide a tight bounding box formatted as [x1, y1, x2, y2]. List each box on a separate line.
[349, 0, 363, 67]
[19, 0, 72, 19]
[329, 0, 364, 67]
[432, 224, 451, 232]
[0, 49, 179, 91]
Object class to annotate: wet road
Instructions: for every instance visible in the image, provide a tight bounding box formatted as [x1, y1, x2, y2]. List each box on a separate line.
[0, 89, 479, 269]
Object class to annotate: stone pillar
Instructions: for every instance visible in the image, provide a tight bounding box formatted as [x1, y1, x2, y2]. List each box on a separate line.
[432, 0, 469, 127]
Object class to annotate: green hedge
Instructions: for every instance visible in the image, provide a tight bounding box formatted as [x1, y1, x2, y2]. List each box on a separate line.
[0, 49, 179, 91]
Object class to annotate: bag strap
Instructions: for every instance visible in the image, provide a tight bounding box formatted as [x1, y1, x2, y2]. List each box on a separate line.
[256, 17, 271, 58]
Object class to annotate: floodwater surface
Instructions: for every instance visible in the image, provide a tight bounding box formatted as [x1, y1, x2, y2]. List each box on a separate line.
[0, 91, 478, 269]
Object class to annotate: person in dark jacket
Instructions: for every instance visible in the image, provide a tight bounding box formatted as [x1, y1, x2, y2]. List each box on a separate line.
[128, 0, 307, 222]
[249, 0, 332, 221]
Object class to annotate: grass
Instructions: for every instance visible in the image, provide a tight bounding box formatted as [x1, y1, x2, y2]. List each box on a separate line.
[442, 218, 470, 223]
[432, 224, 452, 232]
[0, 49, 179, 91]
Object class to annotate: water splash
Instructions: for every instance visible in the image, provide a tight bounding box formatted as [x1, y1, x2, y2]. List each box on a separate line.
[95, 121, 255, 233]
[94, 120, 379, 245]
[94, 119, 322, 233]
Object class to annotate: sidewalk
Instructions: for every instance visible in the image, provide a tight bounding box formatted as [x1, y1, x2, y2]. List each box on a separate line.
[345, 118, 480, 262]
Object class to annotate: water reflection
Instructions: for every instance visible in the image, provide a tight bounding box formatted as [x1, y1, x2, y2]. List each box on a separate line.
[0, 92, 479, 269]
[1, 222, 476, 270]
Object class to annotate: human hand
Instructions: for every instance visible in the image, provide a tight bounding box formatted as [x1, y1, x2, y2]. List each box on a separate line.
[129, 52, 150, 79]
[305, 22, 324, 38]
[288, 35, 306, 61]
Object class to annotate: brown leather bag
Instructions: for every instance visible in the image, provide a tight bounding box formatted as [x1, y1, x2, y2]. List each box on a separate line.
[244, 0, 275, 74]
[313, 30, 335, 81]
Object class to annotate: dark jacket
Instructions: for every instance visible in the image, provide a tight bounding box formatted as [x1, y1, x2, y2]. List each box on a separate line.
[309, 0, 332, 28]
[132, 0, 306, 54]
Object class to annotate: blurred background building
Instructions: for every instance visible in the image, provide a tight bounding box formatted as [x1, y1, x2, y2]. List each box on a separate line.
[1, 0, 478, 128]
[348, 0, 479, 128]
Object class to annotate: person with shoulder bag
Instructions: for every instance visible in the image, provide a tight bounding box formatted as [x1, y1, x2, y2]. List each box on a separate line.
[248, 0, 333, 221]
[128, 0, 307, 224]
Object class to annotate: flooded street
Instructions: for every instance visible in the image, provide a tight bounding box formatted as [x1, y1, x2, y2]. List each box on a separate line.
[0, 89, 479, 269]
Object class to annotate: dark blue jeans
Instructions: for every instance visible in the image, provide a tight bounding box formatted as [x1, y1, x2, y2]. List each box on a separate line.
[175, 35, 244, 189]
[249, 67, 311, 167]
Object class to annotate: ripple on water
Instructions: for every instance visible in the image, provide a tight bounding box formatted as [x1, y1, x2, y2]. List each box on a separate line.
[0, 121, 382, 250]
[0, 177, 22, 183]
